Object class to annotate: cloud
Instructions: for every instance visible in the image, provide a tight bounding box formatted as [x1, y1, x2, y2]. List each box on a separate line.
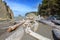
[5, 1, 37, 16]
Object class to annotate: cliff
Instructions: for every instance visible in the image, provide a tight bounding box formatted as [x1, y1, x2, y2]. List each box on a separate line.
[0, 0, 14, 20]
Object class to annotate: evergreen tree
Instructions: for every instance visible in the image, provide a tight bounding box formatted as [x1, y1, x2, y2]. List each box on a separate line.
[38, 0, 60, 16]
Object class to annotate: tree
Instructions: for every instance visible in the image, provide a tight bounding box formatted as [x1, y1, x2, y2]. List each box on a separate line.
[38, 0, 60, 16]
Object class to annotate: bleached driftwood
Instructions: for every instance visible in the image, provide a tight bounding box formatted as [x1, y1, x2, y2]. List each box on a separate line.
[6, 27, 24, 40]
[25, 27, 51, 40]
[7, 19, 25, 32]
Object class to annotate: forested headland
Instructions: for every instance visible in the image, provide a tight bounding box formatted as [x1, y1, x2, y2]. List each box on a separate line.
[38, 0, 60, 17]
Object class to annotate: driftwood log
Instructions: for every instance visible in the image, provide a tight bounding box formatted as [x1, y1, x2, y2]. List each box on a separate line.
[7, 20, 25, 32]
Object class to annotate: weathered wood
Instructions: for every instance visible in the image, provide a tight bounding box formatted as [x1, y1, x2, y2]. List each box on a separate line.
[7, 20, 25, 32]
[0, 17, 54, 40]
[5, 27, 24, 40]
[25, 27, 51, 40]
[0, 22, 54, 40]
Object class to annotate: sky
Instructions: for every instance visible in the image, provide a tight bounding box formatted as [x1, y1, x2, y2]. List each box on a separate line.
[4, 0, 42, 17]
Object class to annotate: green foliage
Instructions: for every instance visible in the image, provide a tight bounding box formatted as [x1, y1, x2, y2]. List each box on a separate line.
[25, 12, 38, 16]
[38, 0, 60, 16]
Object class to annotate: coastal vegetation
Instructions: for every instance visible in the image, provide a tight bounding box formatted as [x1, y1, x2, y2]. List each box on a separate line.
[38, 0, 60, 17]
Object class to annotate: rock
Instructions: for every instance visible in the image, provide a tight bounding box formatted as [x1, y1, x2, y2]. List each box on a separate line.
[0, 0, 14, 20]
[25, 12, 38, 18]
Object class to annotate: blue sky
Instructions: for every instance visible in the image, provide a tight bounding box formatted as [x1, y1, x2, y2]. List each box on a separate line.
[4, 0, 42, 16]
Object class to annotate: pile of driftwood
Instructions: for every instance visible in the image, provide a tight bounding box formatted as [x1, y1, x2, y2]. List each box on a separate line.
[6, 17, 51, 40]
[7, 16, 39, 32]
